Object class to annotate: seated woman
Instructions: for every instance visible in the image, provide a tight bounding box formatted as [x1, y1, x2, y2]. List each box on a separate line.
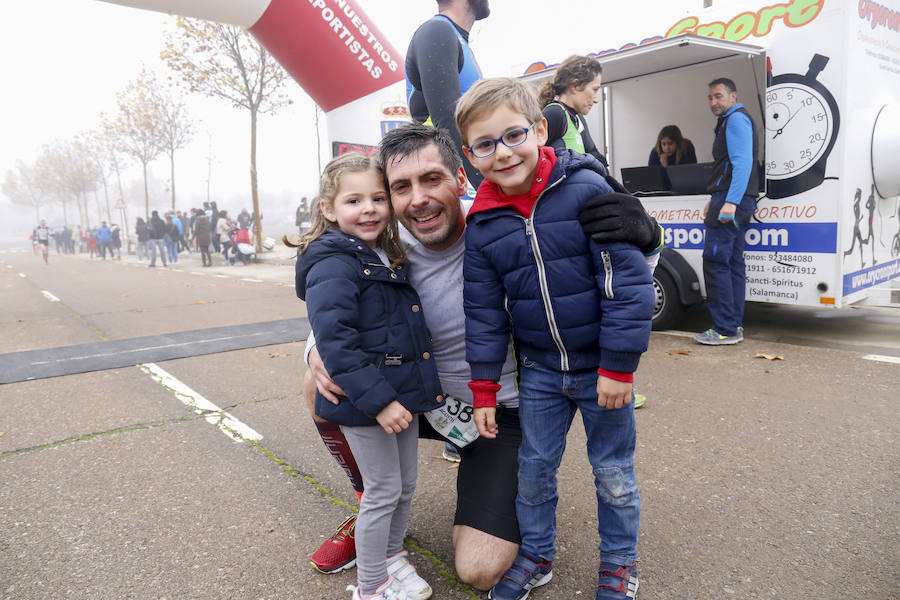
[538, 55, 608, 166]
[648, 125, 697, 166]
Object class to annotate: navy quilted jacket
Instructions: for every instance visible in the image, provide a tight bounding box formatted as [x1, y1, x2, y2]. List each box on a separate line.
[296, 229, 444, 426]
[464, 149, 654, 381]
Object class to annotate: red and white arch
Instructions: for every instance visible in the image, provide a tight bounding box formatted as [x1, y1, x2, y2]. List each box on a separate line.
[102, 0, 409, 149]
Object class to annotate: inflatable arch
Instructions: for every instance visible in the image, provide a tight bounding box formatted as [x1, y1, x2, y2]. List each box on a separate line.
[102, 0, 410, 153]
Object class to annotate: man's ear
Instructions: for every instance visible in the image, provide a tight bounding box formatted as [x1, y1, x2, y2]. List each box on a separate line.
[456, 166, 469, 196]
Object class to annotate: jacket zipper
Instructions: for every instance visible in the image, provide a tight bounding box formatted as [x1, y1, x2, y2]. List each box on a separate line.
[601, 251, 614, 299]
[523, 174, 569, 371]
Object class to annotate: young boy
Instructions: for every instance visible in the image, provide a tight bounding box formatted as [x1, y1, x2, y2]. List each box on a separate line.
[456, 77, 654, 600]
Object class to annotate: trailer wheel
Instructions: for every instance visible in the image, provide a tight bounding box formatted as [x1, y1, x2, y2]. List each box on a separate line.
[652, 269, 683, 331]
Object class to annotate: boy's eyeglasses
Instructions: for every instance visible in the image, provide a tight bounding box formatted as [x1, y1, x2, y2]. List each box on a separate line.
[465, 122, 538, 158]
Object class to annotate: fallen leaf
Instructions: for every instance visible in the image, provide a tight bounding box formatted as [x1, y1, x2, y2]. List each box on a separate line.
[0, 431, 5, 437]
[268, 352, 290, 358]
[667, 349, 691, 356]
[755, 353, 784, 361]
[121, 293, 130, 297]
[194, 300, 206, 304]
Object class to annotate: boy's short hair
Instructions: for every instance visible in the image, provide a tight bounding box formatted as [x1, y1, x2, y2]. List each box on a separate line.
[455, 77, 543, 144]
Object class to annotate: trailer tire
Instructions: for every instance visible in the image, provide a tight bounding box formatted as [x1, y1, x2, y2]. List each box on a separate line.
[652, 268, 683, 331]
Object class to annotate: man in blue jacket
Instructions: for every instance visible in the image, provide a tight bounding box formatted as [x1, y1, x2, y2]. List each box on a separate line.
[695, 77, 759, 345]
[96, 221, 112, 260]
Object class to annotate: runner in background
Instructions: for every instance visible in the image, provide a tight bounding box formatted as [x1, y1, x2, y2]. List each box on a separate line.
[35, 219, 51, 265]
[406, 0, 490, 190]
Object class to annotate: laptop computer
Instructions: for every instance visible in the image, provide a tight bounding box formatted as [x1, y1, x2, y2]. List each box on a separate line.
[666, 162, 715, 195]
[620, 166, 671, 195]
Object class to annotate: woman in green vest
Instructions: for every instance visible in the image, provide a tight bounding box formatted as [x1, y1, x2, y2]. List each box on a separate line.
[538, 55, 608, 166]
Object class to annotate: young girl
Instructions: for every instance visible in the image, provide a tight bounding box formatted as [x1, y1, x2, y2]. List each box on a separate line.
[293, 152, 441, 600]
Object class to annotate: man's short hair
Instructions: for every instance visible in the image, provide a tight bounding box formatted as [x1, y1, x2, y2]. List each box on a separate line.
[455, 77, 542, 144]
[708, 77, 737, 93]
[379, 123, 462, 175]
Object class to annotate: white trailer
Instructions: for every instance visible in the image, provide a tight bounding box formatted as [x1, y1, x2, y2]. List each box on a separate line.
[522, 0, 900, 328]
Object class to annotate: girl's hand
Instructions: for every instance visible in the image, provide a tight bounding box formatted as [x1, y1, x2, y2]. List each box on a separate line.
[659, 152, 669, 167]
[376, 400, 413, 434]
[597, 376, 633, 410]
[474, 407, 498, 439]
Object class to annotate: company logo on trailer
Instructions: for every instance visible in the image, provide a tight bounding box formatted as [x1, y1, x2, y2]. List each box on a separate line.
[524, 0, 826, 74]
[858, 0, 900, 32]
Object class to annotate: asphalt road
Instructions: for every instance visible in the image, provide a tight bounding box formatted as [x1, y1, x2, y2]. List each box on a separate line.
[1, 245, 898, 599]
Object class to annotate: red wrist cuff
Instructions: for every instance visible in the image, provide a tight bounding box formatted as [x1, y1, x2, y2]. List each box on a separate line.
[468, 380, 501, 409]
[597, 368, 634, 383]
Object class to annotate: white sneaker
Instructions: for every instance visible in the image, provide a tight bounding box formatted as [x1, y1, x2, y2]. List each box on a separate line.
[351, 575, 408, 600]
[387, 551, 432, 600]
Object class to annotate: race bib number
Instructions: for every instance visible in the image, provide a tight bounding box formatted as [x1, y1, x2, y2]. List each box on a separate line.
[423, 395, 479, 448]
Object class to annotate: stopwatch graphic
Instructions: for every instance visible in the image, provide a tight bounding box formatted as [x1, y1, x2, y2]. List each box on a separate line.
[765, 54, 840, 199]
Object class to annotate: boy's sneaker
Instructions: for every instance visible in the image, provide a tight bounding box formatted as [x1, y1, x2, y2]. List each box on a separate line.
[310, 515, 357, 574]
[632, 394, 646, 409]
[441, 442, 461, 463]
[488, 552, 553, 600]
[596, 562, 639, 599]
[693, 328, 741, 345]
[386, 551, 432, 599]
[351, 575, 408, 600]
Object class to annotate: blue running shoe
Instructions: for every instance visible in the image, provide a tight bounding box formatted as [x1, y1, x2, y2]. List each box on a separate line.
[693, 328, 741, 345]
[596, 562, 638, 599]
[488, 553, 553, 600]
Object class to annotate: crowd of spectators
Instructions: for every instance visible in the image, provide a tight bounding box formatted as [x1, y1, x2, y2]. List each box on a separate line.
[32, 202, 258, 267]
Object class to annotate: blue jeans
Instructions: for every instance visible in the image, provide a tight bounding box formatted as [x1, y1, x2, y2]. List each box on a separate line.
[702, 193, 757, 336]
[517, 357, 640, 566]
[149, 239, 167, 266]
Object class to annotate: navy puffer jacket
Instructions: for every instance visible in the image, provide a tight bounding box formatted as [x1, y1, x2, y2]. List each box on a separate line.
[296, 229, 444, 426]
[464, 149, 654, 380]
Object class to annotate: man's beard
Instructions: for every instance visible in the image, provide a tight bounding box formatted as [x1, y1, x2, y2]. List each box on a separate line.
[468, 0, 490, 20]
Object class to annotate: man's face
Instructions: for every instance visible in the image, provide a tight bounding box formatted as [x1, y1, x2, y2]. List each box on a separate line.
[708, 84, 737, 116]
[385, 143, 467, 251]
[468, 0, 490, 20]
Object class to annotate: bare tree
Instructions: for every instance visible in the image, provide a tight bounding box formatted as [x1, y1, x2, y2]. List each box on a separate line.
[98, 115, 132, 241]
[112, 67, 164, 220]
[163, 17, 292, 252]
[2, 161, 46, 223]
[149, 86, 193, 210]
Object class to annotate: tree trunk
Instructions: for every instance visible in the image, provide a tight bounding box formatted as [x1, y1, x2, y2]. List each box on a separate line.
[94, 190, 103, 224]
[142, 161, 150, 221]
[170, 151, 176, 211]
[250, 108, 262, 254]
[113, 162, 130, 241]
[101, 173, 112, 223]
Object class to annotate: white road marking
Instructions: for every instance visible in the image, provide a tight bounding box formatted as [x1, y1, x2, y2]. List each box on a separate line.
[241, 278, 262, 283]
[862, 354, 900, 365]
[18, 273, 26, 278]
[191, 272, 205, 276]
[171, 268, 183, 272]
[41, 290, 61, 302]
[139, 363, 263, 442]
[214, 274, 229, 278]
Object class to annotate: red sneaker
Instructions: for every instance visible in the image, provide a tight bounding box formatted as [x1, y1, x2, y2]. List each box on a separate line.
[310, 515, 357, 574]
